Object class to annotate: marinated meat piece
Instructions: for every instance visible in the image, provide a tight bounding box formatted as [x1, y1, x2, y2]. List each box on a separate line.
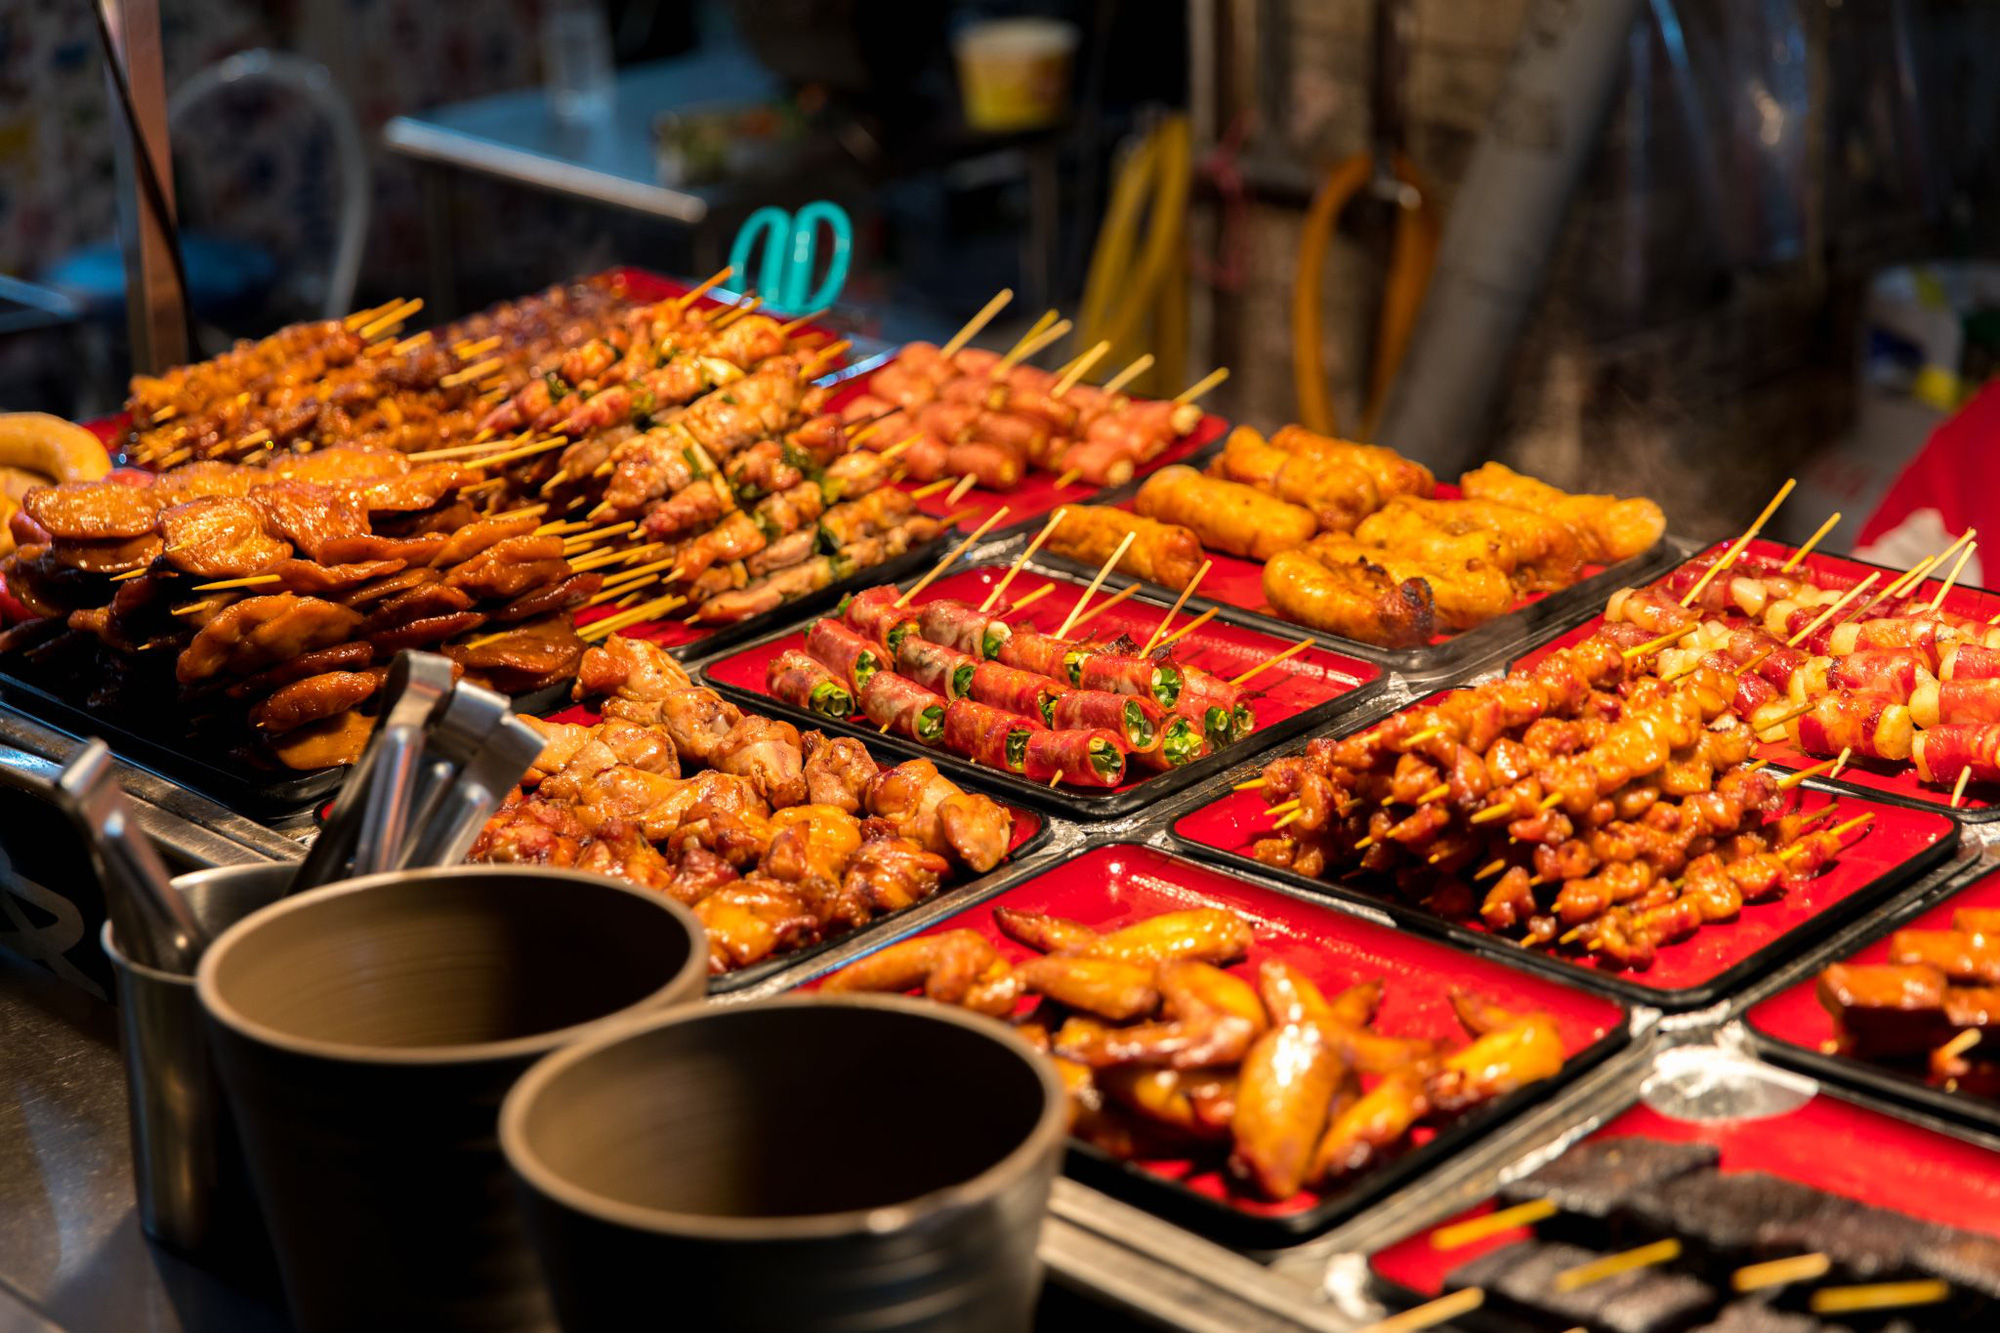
[334, 566, 439, 608]
[1624, 1172, 1831, 1266]
[491, 571, 601, 623]
[366, 609, 487, 652]
[3, 545, 102, 617]
[391, 499, 481, 537]
[348, 462, 471, 512]
[360, 581, 476, 633]
[158, 496, 292, 577]
[802, 732, 878, 813]
[663, 844, 738, 907]
[841, 835, 949, 913]
[433, 513, 541, 566]
[864, 759, 1012, 872]
[248, 479, 369, 558]
[249, 668, 386, 734]
[22, 482, 161, 540]
[263, 557, 407, 596]
[49, 533, 163, 573]
[225, 640, 378, 698]
[572, 823, 675, 890]
[316, 532, 447, 567]
[710, 714, 806, 807]
[469, 796, 589, 867]
[267, 445, 409, 484]
[150, 461, 256, 504]
[443, 618, 584, 693]
[693, 878, 818, 972]
[269, 708, 373, 769]
[573, 633, 693, 703]
[639, 687, 742, 761]
[443, 535, 570, 601]
[175, 595, 363, 683]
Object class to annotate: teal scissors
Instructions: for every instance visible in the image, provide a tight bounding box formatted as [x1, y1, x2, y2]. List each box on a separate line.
[727, 201, 852, 313]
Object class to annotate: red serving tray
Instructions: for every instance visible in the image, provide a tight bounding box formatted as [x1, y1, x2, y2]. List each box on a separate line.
[795, 843, 1625, 1246]
[1370, 1088, 2000, 1300]
[823, 370, 1229, 537]
[1172, 695, 1960, 1009]
[1520, 536, 2000, 816]
[1748, 863, 2000, 1131]
[538, 697, 1044, 995]
[700, 561, 1380, 815]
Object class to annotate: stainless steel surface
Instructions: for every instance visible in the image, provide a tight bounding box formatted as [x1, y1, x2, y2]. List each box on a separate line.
[103, 866, 292, 1258]
[350, 653, 455, 879]
[56, 742, 205, 974]
[400, 714, 543, 869]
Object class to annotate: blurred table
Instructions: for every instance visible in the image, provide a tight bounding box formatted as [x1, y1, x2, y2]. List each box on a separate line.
[383, 44, 1065, 315]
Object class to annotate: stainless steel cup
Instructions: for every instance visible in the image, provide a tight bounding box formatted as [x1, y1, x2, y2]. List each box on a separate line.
[102, 861, 293, 1259]
[197, 865, 707, 1333]
[502, 995, 1067, 1333]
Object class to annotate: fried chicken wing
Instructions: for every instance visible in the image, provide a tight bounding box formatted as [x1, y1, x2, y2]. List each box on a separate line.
[863, 759, 1012, 872]
[693, 878, 818, 972]
[1098, 1068, 1237, 1142]
[1312, 1071, 1428, 1183]
[819, 929, 1019, 1015]
[840, 834, 950, 914]
[1014, 956, 1161, 1021]
[802, 732, 878, 813]
[1230, 1021, 1346, 1199]
[1054, 961, 1268, 1069]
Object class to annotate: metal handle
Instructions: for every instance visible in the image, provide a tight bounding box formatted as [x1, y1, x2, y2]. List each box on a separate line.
[56, 740, 206, 973]
[352, 723, 424, 878]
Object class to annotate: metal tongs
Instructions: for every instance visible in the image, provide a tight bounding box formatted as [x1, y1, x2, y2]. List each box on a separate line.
[54, 740, 207, 973]
[291, 649, 546, 893]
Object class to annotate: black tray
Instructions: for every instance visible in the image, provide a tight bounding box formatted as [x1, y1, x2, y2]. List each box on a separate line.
[694, 561, 1387, 820]
[1039, 436, 1685, 678]
[1170, 760, 1962, 1013]
[0, 669, 572, 819]
[1745, 859, 2000, 1136]
[773, 841, 1632, 1250]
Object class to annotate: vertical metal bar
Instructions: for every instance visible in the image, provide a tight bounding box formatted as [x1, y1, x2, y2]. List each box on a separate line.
[102, 0, 187, 373]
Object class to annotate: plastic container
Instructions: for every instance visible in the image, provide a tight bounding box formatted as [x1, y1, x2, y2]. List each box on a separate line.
[952, 19, 1078, 133]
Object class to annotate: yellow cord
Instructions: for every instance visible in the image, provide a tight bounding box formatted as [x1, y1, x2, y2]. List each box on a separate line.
[1077, 115, 1192, 396]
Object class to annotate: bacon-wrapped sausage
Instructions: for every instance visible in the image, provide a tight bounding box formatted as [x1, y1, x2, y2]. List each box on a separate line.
[765, 649, 854, 720]
[1174, 663, 1253, 743]
[941, 697, 1039, 773]
[1827, 616, 1962, 666]
[997, 627, 1069, 678]
[804, 618, 884, 692]
[1943, 643, 2000, 682]
[1062, 647, 1183, 708]
[916, 599, 1012, 661]
[1042, 507, 1206, 589]
[1049, 688, 1169, 755]
[1020, 727, 1127, 788]
[1134, 465, 1317, 562]
[859, 671, 946, 744]
[895, 635, 979, 700]
[839, 585, 921, 654]
[1782, 692, 1915, 761]
[1913, 724, 2000, 788]
[1795, 650, 1933, 704]
[1913, 677, 2000, 729]
[968, 661, 1068, 726]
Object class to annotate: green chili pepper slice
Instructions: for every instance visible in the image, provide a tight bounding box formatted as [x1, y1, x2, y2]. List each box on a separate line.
[1152, 664, 1184, 708]
[853, 652, 878, 690]
[916, 705, 945, 743]
[1089, 738, 1123, 781]
[809, 680, 853, 719]
[1004, 728, 1031, 772]
[951, 662, 977, 699]
[981, 623, 1011, 660]
[1124, 699, 1156, 750]
[1231, 703, 1255, 742]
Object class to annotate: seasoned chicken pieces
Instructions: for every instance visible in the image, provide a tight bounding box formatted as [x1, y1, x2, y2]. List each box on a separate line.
[175, 595, 363, 683]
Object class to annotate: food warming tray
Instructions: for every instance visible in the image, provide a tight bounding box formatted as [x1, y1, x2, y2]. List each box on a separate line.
[698, 560, 1384, 818]
[786, 843, 1629, 1248]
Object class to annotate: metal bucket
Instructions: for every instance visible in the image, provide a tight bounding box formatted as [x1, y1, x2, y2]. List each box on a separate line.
[196, 864, 707, 1333]
[102, 861, 293, 1261]
[502, 994, 1067, 1332]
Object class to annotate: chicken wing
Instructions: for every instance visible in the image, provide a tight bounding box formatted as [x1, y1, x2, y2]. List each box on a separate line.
[1229, 1021, 1346, 1200]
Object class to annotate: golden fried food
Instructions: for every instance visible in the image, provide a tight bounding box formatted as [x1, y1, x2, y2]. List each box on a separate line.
[1460, 460, 1665, 564]
[1053, 961, 1267, 1069]
[22, 481, 161, 540]
[1014, 955, 1160, 1021]
[1307, 534, 1513, 630]
[1267, 424, 1434, 501]
[1042, 506, 1206, 589]
[175, 594, 364, 683]
[1229, 1021, 1345, 1199]
[1098, 1067, 1236, 1142]
[1214, 426, 1381, 534]
[1312, 1070, 1427, 1182]
[819, 929, 1018, 1014]
[1262, 546, 1437, 648]
[1360, 495, 1586, 592]
[159, 496, 294, 578]
[1134, 465, 1317, 561]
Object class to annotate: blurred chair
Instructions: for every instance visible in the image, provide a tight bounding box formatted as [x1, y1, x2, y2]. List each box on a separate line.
[38, 49, 370, 331]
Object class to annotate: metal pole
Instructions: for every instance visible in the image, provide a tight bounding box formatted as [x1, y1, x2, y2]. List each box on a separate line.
[1373, 0, 1644, 473]
[101, 0, 187, 373]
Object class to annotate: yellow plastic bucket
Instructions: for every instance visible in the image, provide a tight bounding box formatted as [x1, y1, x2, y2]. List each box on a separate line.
[954, 19, 1079, 133]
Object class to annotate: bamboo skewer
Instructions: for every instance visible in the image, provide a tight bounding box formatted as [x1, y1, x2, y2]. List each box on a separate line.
[777, 307, 830, 336]
[1229, 637, 1314, 688]
[1809, 1281, 1950, 1316]
[439, 356, 504, 388]
[463, 436, 568, 470]
[1927, 535, 1979, 612]
[1052, 340, 1112, 396]
[1067, 581, 1142, 632]
[1622, 624, 1700, 658]
[1100, 354, 1154, 398]
[1777, 757, 1840, 790]
[981, 510, 1068, 612]
[1939, 1027, 1981, 1062]
[993, 319, 1072, 378]
[1679, 477, 1797, 607]
[1055, 532, 1137, 637]
[1143, 560, 1213, 653]
[1000, 310, 1060, 364]
[946, 474, 979, 506]
[1002, 583, 1056, 616]
[1355, 1287, 1484, 1333]
[911, 476, 961, 500]
[1554, 1240, 1681, 1293]
[1951, 767, 1974, 809]
[673, 267, 734, 309]
[939, 289, 1014, 360]
[1052, 468, 1082, 489]
[1155, 606, 1217, 650]
[1779, 512, 1842, 571]
[1786, 572, 1880, 647]
[356, 298, 423, 342]
[897, 507, 1013, 606]
[1173, 366, 1229, 405]
[191, 574, 282, 592]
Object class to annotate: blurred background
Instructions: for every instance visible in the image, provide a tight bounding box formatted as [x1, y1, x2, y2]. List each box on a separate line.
[5, 0, 2000, 545]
